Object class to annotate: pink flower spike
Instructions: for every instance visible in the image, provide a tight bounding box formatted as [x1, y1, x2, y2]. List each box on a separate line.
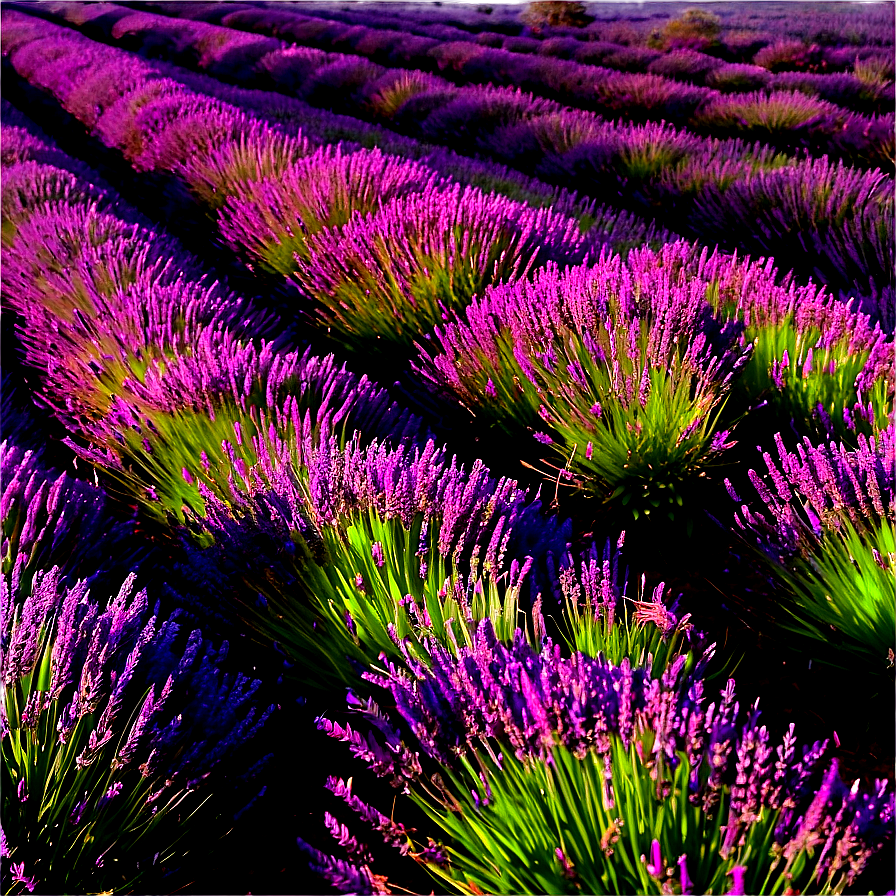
[10, 863, 37, 893]
[678, 855, 693, 895]
[728, 865, 747, 895]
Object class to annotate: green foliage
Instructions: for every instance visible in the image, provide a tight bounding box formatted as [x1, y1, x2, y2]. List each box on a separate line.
[732, 320, 891, 444]
[415, 738, 828, 895]
[854, 56, 895, 90]
[652, 9, 722, 50]
[520, 2, 594, 32]
[561, 584, 700, 677]
[193, 504, 527, 693]
[441, 321, 733, 524]
[179, 128, 310, 212]
[697, 93, 838, 135]
[775, 519, 896, 673]
[302, 215, 552, 355]
[2, 619, 204, 894]
[368, 71, 441, 121]
[541, 348, 728, 524]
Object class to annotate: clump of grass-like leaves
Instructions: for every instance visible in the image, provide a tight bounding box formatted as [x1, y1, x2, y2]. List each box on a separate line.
[216, 145, 439, 278]
[296, 182, 594, 355]
[418, 247, 750, 525]
[178, 122, 311, 212]
[313, 625, 892, 896]
[731, 318, 892, 445]
[1, 566, 272, 896]
[732, 428, 895, 673]
[777, 519, 895, 670]
[179, 429, 568, 691]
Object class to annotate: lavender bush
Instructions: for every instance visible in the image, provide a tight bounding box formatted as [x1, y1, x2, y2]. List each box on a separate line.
[296, 182, 597, 354]
[179, 426, 572, 690]
[313, 624, 893, 894]
[416, 243, 752, 523]
[1, 566, 273, 895]
[217, 145, 441, 277]
[730, 428, 895, 670]
[0, 437, 272, 894]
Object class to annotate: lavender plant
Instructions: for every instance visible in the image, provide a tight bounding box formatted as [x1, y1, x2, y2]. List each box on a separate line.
[296, 182, 595, 354]
[314, 626, 894, 895]
[417, 245, 751, 524]
[731, 318, 893, 444]
[555, 538, 703, 675]
[1, 567, 273, 895]
[689, 156, 894, 302]
[180, 428, 571, 691]
[1, 441, 136, 591]
[70, 336, 423, 523]
[177, 121, 311, 211]
[0, 119, 421, 524]
[217, 145, 441, 278]
[730, 428, 895, 671]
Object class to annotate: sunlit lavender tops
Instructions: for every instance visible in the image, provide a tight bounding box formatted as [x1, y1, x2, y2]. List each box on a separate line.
[418, 240, 752, 413]
[324, 620, 894, 888]
[730, 426, 895, 556]
[196, 430, 571, 577]
[1, 441, 134, 587]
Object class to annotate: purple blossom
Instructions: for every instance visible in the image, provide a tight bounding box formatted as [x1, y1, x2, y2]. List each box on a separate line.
[644, 838, 663, 877]
[734, 428, 894, 557]
[678, 854, 693, 894]
[194, 429, 570, 603]
[727, 865, 747, 895]
[325, 777, 411, 854]
[296, 837, 388, 895]
[10, 863, 36, 894]
[320, 618, 891, 882]
[297, 181, 597, 348]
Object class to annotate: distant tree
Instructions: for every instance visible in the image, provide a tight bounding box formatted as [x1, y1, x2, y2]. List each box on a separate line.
[521, 1, 594, 32]
[650, 8, 722, 50]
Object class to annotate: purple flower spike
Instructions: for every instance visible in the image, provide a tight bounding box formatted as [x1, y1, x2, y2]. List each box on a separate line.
[296, 837, 388, 895]
[646, 838, 663, 877]
[728, 865, 747, 895]
[678, 854, 693, 895]
[10, 862, 37, 894]
[371, 542, 385, 568]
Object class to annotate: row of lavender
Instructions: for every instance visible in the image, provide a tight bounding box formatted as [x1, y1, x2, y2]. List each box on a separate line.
[3, 83, 893, 895]
[7, 3, 893, 314]
[284, 0, 895, 55]
[239, 0, 894, 65]
[2, 5, 895, 894]
[142, 0, 896, 120]
[19, 0, 894, 172]
[231, 2, 893, 93]
[1, 2, 893, 637]
[3, 5, 892, 450]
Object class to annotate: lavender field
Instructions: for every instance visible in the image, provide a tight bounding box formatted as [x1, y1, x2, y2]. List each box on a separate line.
[0, 1, 894, 893]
